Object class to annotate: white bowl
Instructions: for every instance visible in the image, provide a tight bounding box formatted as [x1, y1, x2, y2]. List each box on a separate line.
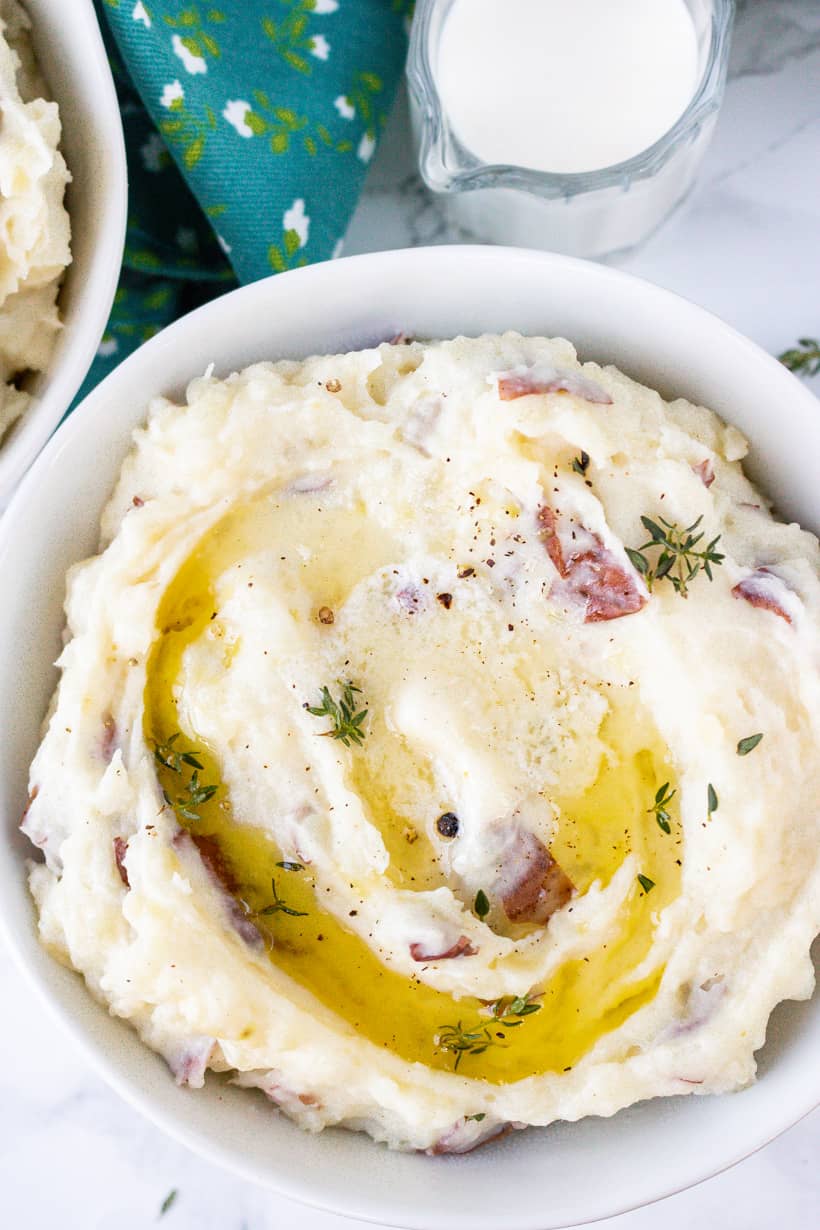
[0, 0, 127, 505]
[0, 247, 817, 1230]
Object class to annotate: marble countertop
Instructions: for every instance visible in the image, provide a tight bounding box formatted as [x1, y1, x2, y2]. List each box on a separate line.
[2, 1, 818, 1226]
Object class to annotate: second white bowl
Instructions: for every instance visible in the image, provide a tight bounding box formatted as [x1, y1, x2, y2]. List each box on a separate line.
[0, 0, 127, 505]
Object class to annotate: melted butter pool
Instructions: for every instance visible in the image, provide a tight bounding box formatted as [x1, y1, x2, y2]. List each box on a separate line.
[144, 491, 679, 1082]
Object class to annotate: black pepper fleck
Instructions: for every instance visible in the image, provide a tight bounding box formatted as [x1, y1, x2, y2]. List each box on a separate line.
[436, 812, 459, 838]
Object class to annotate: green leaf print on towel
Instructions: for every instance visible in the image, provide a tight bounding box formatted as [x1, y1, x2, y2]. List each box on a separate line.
[164, 6, 227, 66]
[262, 1, 321, 76]
[246, 92, 349, 156]
[158, 84, 218, 168]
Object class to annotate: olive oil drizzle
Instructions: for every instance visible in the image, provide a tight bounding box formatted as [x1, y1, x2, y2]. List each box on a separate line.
[144, 495, 679, 1082]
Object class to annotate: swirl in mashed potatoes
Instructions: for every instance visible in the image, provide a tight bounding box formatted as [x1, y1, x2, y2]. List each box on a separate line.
[0, 0, 71, 441]
[23, 334, 820, 1153]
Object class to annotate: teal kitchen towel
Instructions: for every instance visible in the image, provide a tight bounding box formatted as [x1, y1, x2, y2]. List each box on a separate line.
[78, 1, 411, 402]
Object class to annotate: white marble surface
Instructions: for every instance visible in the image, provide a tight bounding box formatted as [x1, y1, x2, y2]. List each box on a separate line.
[3, 1, 819, 1226]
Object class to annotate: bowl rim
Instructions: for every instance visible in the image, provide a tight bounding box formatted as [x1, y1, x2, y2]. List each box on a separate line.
[0, 0, 128, 504]
[0, 244, 817, 1230]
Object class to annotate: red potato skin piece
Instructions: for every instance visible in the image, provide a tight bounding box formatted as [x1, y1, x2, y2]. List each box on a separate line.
[499, 828, 575, 925]
[732, 571, 793, 624]
[19, 784, 39, 827]
[187, 831, 240, 893]
[101, 715, 117, 762]
[395, 584, 425, 614]
[538, 506, 647, 623]
[497, 372, 612, 404]
[168, 1036, 216, 1087]
[174, 830, 264, 948]
[289, 473, 333, 494]
[692, 458, 715, 488]
[113, 836, 130, 887]
[409, 935, 478, 962]
[263, 1078, 321, 1109]
[428, 1121, 514, 1156]
[538, 505, 571, 576]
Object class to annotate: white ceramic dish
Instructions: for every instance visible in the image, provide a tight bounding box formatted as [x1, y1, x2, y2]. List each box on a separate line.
[0, 246, 817, 1230]
[0, 0, 127, 506]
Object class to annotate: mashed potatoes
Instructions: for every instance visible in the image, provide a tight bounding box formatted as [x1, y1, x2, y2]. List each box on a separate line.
[0, 0, 71, 441]
[23, 334, 820, 1153]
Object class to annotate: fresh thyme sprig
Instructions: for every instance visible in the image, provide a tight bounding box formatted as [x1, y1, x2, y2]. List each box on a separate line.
[436, 1021, 493, 1071]
[305, 680, 368, 747]
[647, 782, 675, 834]
[154, 733, 219, 821]
[166, 770, 219, 822]
[487, 994, 543, 1027]
[436, 995, 542, 1070]
[256, 876, 308, 918]
[779, 337, 820, 378]
[626, 516, 724, 598]
[153, 733, 204, 773]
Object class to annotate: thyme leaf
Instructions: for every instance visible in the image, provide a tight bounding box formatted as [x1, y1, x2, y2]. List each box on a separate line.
[153, 733, 204, 773]
[707, 783, 718, 814]
[571, 451, 590, 476]
[436, 995, 542, 1070]
[779, 337, 820, 378]
[158, 1189, 178, 1219]
[276, 860, 304, 872]
[488, 994, 542, 1023]
[637, 874, 656, 894]
[436, 1021, 492, 1071]
[474, 888, 490, 920]
[737, 733, 763, 756]
[628, 516, 724, 598]
[306, 680, 368, 747]
[256, 877, 308, 918]
[647, 781, 675, 834]
[153, 734, 219, 822]
[465, 1112, 486, 1122]
[174, 769, 218, 822]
